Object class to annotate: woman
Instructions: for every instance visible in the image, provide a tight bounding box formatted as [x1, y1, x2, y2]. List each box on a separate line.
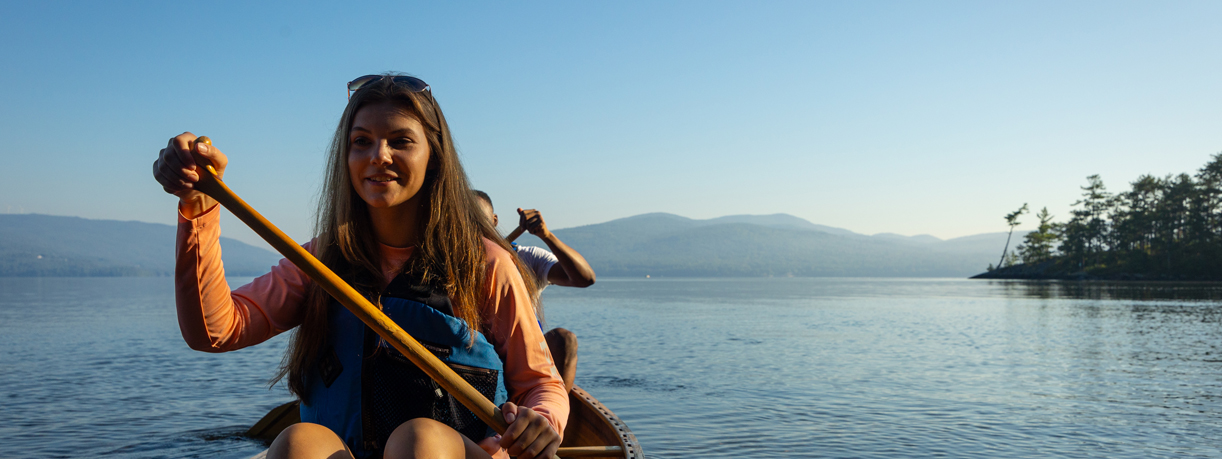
[152, 74, 567, 459]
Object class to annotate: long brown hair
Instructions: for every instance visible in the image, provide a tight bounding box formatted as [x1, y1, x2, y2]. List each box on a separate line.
[274, 74, 539, 397]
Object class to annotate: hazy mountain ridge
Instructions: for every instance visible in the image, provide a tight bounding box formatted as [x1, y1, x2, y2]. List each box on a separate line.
[513, 213, 1022, 278]
[1, 212, 1017, 278]
[0, 214, 281, 277]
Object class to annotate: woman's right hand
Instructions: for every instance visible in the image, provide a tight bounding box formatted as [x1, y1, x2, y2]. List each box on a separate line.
[153, 132, 228, 219]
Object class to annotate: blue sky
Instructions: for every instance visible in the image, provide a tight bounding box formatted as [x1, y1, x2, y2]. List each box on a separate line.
[1, 1, 1220, 249]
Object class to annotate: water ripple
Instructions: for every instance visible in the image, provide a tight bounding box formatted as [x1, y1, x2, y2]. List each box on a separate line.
[6, 278, 1222, 457]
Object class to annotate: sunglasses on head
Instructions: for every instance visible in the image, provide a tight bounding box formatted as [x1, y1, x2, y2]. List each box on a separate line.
[346, 75, 430, 99]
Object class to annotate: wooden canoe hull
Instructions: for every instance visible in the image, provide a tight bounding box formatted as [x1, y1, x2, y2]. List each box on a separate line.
[247, 385, 641, 458]
[561, 386, 642, 458]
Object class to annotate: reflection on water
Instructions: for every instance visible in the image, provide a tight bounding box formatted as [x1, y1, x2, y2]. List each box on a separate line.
[547, 278, 1222, 459]
[993, 279, 1222, 302]
[3, 277, 1222, 458]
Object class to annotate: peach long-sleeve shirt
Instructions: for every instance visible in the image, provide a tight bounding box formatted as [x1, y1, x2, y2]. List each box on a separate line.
[174, 205, 568, 437]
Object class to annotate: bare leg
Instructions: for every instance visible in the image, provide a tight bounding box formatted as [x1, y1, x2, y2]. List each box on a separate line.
[267, 422, 353, 459]
[384, 418, 491, 459]
[544, 327, 577, 392]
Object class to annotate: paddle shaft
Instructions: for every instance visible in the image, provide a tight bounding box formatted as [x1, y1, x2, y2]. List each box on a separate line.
[186, 138, 522, 441]
[550, 446, 624, 457]
[506, 225, 526, 243]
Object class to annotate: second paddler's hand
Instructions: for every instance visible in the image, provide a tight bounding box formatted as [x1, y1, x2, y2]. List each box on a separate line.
[153, 132, 228, 219]
[477, 401, 561, 459]
[517, 208, 553, 240]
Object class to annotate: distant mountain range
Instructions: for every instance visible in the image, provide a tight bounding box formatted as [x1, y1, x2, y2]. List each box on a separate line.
[0, 214, 280, 277]
[0, 213, 1019, 278]
[513, 213, 1022, 278]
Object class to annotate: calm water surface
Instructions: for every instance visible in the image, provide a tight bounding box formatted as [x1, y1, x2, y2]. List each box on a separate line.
[2, 277, 1221, 458]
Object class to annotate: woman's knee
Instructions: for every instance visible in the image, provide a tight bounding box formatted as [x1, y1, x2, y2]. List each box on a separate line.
[545, 327, 577, 351]
[267, 422, 352, 459]
[384, 418, 468, 458]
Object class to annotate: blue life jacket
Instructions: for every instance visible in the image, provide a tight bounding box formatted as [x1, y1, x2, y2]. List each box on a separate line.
[299, 267, 508, 458]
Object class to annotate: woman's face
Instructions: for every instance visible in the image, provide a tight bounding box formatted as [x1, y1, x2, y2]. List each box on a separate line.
[347, 101, 433, 212]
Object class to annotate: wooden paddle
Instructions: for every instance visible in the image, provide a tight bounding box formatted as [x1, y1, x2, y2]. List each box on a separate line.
[186, 137, 572, 458]
[506, 225, 526, 243]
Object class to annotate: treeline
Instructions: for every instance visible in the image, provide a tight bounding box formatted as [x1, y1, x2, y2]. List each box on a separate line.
[993, 152, 1222, 279]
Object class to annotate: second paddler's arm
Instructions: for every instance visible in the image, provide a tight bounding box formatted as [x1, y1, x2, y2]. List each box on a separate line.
[517, 208, 595, 288]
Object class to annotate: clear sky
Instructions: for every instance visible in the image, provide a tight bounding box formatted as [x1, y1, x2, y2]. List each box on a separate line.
[2, 1, 1220, 249]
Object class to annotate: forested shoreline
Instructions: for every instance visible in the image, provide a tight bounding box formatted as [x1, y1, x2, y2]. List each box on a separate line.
[975, 152, 1222, 281]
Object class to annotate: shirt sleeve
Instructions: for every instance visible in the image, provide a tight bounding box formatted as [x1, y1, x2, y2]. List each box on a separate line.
[513, 245, 559, 288]
[485, 240, 570, 437]
[175, 204, 312, 352]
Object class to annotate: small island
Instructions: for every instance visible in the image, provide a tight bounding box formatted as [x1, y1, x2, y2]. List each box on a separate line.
[974, 152, 1222, 282]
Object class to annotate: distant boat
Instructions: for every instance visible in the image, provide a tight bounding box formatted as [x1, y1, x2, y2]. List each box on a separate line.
[246, 386, 642, 458]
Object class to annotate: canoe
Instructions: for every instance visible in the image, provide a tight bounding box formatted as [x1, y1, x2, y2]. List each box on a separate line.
[247, 385, 642, 458]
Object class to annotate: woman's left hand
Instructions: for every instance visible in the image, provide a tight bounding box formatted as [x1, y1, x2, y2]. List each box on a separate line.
[484, 401, 560, 459]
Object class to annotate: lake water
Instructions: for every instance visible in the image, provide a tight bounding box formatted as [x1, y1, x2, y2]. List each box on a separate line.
[2, 277, 1222, 458]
